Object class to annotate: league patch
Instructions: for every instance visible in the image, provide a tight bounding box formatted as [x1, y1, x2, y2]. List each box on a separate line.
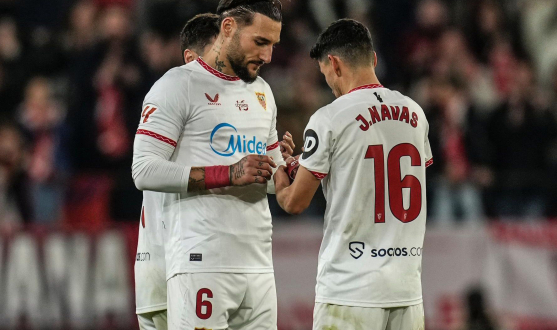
[302, 129, 319, 160]
[255, 92, 267, 110]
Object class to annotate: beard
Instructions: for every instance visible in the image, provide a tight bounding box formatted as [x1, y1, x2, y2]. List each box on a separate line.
[227, 32, 264, 83]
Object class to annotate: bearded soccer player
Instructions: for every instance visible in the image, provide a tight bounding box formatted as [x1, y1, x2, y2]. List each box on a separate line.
[132, 1, 285, 329]
[275, 19, 433, 330]
[134, 13, 220, 330]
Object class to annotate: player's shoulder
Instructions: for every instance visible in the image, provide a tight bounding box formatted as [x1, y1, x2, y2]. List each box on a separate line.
[161, 64, 196, 84]
[309, 103, 335, 125]
[253, 76, 273, 94]
[400, 92, 428, 122]
[149, 65, 193, 92]
[385, 88, 422, 108]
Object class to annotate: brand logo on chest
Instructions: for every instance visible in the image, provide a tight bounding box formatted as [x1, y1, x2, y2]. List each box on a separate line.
[205, 93, 221, 106]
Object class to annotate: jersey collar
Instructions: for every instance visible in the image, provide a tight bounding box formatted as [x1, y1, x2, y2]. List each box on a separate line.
[197, 57, 241, 82]
[348, 84, 384, 94]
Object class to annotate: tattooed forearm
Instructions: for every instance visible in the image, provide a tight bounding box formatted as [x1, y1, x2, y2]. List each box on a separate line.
[188, 167, 206, 192]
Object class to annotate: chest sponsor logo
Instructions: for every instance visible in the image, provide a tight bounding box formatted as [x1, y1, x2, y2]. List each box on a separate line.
[210, 123, 267, 157]
[301, 129, 319, 160]
[256, 92, 267, 110]
[205, 93, 221, 106]
[235, 100, 249, 111]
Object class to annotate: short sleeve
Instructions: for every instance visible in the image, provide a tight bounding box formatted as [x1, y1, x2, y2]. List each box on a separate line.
[136, 69, 189, 149]
[298, 108, 333, 179]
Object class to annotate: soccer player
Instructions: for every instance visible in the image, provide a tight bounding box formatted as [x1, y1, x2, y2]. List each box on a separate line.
[132, 1, 284, 329]
[274, 19, 433, 330]
[135, 13, 220, 330]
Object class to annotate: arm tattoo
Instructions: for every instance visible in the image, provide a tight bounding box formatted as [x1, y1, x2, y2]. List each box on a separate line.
[188, 167, 206, 192]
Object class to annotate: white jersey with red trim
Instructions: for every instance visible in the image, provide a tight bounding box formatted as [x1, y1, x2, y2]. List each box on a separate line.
[136, 58, 283, 279]
[299, 84, 433, 308]
[135, 191, 166, 314]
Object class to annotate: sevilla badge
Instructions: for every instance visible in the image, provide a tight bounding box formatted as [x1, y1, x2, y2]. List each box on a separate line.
[255, 92, 267, 110]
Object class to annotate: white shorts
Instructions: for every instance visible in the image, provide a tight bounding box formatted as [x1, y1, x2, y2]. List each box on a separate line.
[167, 273, 277, 330]
[313, 302, 424, 330]
[138, 310, 168, 330]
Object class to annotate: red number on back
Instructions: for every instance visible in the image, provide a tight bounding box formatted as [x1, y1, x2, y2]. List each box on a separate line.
[365, 145, 385, 222]
[365, 143, 422, 223]
[196, 288, 213, 320]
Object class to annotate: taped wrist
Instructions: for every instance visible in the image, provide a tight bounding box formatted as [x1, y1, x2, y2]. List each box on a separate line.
[205, 166, 231, 189]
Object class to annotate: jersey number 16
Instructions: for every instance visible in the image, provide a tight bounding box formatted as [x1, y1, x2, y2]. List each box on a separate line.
[365, 143, 422, 223]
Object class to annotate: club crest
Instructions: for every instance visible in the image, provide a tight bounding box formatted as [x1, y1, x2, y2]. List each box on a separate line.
[255, 92, 267, 110]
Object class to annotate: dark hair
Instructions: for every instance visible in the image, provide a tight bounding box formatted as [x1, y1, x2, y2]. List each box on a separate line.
[180, 13, 220, 60]
[216, 0, 282, 27]
[310, 19, 375, 67]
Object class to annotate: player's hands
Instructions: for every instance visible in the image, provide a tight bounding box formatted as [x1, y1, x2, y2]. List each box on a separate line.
[229, 155, 277, 186]
[280, 131, 295, 160]
[285, 155, 300, 181]
[273, 165, 291, 192]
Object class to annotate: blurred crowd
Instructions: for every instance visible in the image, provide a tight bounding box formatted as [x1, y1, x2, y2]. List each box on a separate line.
[1, 0, 557, 231]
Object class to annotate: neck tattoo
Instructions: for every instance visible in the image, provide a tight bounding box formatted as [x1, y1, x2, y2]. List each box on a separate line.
[213, 38, 226, 72]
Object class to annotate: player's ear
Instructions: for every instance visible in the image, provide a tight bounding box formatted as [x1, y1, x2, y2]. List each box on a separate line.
[221, 16, 235, 38]
[373, 52, 378, 68]
[328, 55, 342, 77]
[184, 50, 195, 64]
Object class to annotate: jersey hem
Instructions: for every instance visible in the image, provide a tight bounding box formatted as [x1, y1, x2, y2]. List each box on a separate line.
[136, 303, 167, 314]
[167, 267, 274, 280]
[315, 296, 422, 308]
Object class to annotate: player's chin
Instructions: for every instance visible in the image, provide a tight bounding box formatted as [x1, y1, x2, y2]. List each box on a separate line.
[249, 63, 262, 75]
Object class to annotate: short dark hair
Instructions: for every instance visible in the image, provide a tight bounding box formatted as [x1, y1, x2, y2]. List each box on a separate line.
[310, 19, 375, 67]
[180, 13, 219, 59]
[216, 0, 282, 27]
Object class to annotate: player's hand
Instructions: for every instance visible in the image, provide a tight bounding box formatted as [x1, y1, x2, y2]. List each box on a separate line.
[285, 155, 300, 182]
[273, 165, 291, 191]
[280, 131, 295, 160]
[229, 155, 277, 186]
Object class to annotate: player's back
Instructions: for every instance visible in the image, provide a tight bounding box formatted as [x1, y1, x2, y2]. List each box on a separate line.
[301, 84, 432, 308]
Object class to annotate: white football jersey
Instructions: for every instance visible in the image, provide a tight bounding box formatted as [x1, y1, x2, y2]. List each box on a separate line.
[134, 191, 166, 314]
[136, 58, 283, 279]
[299, 84, 433, 308]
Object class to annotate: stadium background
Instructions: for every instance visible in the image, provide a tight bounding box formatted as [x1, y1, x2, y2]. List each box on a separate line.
[0, 0, 556, 329]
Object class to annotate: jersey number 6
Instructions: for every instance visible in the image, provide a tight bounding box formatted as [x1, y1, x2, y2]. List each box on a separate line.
[365, 143, 422, 223]
[196, 288, 213, 320]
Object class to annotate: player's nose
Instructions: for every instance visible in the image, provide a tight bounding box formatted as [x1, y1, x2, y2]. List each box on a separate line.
[260, 46, 273, 64]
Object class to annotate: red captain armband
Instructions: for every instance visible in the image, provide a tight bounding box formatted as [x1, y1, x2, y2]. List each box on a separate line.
[205, 166, 231, 189]
[286, 157, 300, 182]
